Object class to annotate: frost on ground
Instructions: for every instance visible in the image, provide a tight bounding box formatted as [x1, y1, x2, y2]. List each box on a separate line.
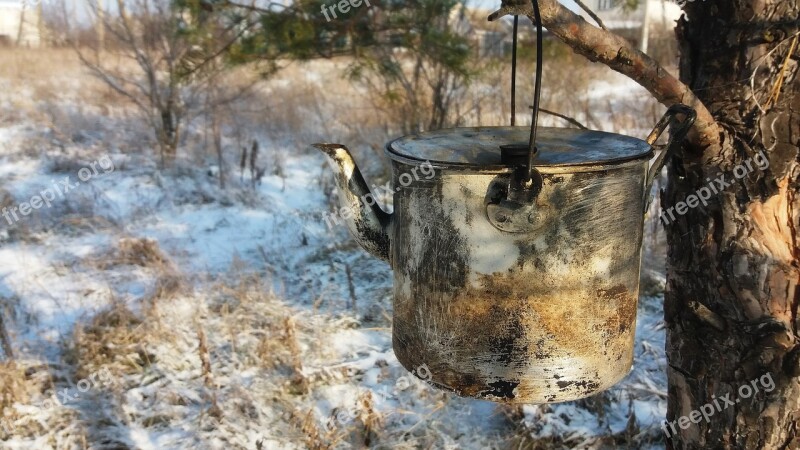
[0, 50, 669, 449]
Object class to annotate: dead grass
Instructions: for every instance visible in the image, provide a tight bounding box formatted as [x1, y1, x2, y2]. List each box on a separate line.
[212, 275, 318, 391]
[0, 363, 31, 418]
[288, 407, 336, 450]
[113, 238, 172, 268]
[91, 237, 186, 310]
[66, 301, 152, 381]
[0, 48, 84, 82]
[0, 48, 150, 164]
[0, 360, 91, 444]
[188, 274, 391, 446]
[283, 388, 387, 449]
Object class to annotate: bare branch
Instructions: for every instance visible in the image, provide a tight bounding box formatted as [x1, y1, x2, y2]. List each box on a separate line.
[222, 0, 288, 14]
[539, 107, 589, 129]
[572, 0, 606, 30]
[490, 0, 721, 151]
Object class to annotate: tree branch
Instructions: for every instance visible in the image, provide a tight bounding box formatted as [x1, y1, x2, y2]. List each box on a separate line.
[539, 107, 589, 129]
[489, 0, 720, 151]
[572, 0, 606, 30]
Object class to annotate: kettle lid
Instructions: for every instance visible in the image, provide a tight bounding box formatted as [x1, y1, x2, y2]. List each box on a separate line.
[386, 127, 652, 169]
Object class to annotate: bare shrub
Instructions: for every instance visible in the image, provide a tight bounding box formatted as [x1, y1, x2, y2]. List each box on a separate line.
[71, 0, 259, 167]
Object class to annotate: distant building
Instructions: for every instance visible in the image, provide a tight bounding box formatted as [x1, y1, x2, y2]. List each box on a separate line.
[450, 1, 683, 59]
[579, 0, 683, 52]
[0, 0, 41, 47]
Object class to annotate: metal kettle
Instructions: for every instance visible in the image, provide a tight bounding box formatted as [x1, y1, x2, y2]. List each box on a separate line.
[313, 104, 694, 403]
[313, 0, 696, 403]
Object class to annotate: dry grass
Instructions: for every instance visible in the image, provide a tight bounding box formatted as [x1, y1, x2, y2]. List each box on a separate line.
[0, 360, 90, 445]
[0, 363, 31, 417]
[506, 395, 666, 450]
[66, 301, 152, 381]
[113, 237, 172, 268]
[0, 48, 110, 117]
[0, 48, 152, 166]
[159, 274, 394, 447]
[0, 48, 84, 87]
[68, 239, 185, 382]
[92, 237, 186, 309]
[288, 407, 336, 450]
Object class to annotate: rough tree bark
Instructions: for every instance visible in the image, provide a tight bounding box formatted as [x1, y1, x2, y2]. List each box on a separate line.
[492, 0, 799, 448]
[664, 2, 800, 448]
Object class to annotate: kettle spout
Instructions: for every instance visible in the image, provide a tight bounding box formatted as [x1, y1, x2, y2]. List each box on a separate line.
[313, 143, 392, 263]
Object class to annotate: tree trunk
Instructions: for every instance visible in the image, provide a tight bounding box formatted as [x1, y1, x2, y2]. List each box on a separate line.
[664, 1, 800, 448]
[159, 106, 178, 167]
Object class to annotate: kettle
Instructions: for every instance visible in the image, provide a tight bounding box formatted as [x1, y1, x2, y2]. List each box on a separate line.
[313, 103, 694, 403]
[314, 0, 696, 404]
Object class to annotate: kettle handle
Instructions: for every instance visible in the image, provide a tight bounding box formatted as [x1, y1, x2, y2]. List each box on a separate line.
[643, 104, 697, 203]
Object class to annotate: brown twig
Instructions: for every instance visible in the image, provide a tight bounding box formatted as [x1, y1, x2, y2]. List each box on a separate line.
[749, 31, 800, 114]
[572, 0, 607, 30]
[764, 35, 798, 110]
[345, 264, 357, 313]
[537, 107, 589, 129]
[197, 326, 223, 419]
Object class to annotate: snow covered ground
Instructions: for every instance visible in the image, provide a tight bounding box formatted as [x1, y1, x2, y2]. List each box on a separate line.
[0, 50, 670, 449]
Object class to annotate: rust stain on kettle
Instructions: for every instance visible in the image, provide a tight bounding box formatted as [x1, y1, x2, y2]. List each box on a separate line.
[387, 160, 645, 403]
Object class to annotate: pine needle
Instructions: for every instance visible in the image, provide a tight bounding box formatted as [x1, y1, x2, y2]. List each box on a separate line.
[764, 35, 798, 109]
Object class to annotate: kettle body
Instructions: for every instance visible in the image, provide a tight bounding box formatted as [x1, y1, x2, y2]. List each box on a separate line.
[314, 106, 695, 403]
[387, 129, 647, 403]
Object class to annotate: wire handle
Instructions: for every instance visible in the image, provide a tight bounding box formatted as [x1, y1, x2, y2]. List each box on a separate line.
[502, 0, 544, 183]
[643, 104, 697, 206]
[527, 0, 543, 176]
